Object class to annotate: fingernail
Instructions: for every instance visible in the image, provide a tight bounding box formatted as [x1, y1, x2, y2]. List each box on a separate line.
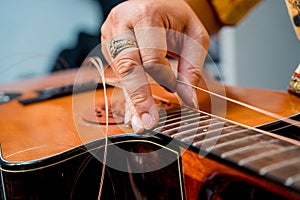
[132, 114, 144, 133]
[141, 113, 154, 130]
[124, 110, 130, 124]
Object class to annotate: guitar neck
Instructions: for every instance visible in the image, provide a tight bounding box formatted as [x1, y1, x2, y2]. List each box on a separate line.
[153, 105, 300, 194]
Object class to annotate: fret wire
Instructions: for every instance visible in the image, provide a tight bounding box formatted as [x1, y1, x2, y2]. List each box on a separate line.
[157, 112, 205, 127]
[156, 102, 300, 190]
[177, 79, 300, 130]
[207, 129, 259, 151]
[159, 109, 193, 120]
[182, 124, 235, 143]
[155, 100, 300, 190]
[259, 157, 300, 176]
[173, 120, 225, 139]
[239, 145, 298, 166]
[220, 139, 279, 158]
[183, 104, 300, 146]
[161, 118, 221, 135]
[195, 126, 253, 145]
[159, 110, 187, 121]
[285, 172, 300, 187]
[157, 114, 209, 131]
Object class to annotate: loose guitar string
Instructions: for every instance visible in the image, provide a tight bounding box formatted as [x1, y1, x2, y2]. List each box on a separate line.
[93, 64, 300, 147]
[88, 57, 108, 200]
[88, 56, 300, 198]
[4, 144, 75, 159]
[102, 71, 300, 132]
[176, 80, 300, 146]
[176, 79, 300, 128]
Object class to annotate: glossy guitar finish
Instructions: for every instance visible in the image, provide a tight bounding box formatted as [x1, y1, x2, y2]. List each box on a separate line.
[0, 68, 300, 199]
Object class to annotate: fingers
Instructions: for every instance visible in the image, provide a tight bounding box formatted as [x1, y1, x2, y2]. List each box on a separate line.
[123, 87, 158, 133]
[176, 18, 210, 109]
[102, 27, 159, 133]
[100, 0, 211, 133]
[134, 27, 177, 92]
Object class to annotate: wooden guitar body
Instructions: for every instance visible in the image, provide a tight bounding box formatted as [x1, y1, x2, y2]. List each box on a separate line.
[0, 68, 300, 199]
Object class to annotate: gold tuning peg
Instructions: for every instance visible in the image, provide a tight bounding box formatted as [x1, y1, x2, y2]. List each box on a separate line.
[288, 63, 300, 96]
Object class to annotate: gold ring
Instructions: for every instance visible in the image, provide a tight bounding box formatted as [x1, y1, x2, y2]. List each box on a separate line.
[109, 38, 137, 58]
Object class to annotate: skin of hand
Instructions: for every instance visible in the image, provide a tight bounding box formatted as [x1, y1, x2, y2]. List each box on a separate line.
[101, 0, 216, 133]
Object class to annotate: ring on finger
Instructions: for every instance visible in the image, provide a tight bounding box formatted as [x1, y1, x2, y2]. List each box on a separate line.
[109, 38, 138, 58]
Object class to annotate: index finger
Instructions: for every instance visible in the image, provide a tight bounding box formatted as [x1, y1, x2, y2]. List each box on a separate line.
[102, 31, 159, 133]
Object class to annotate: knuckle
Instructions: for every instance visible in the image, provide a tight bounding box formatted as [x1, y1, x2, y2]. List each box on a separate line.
[132, 2, 161, 23]
[100, 24, 109, 41]
[107, 6, 122, 25]
[197, 31, 210, 50]
[189, 25, 210, 50]
[142, 51, 167, 69]
[187, 67, 201, 84]
[135, 2, 153, 16]
[186, 63, 201, 74]
[115, 58, 140, 78]
[191, 67, 201, 77]
[143, 57, 163, 69]
[129, 92, 148, 110]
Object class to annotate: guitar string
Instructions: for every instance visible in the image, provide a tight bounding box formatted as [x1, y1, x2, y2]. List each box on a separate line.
[176, 80, 300, 146]
[157, 107, 300, 187]
[153, 80, 300, 146]
[89, 57, 300, 198]
[4, 144, 76, 159]
[177, 79, 300, 129]
[104, 71, 300, 145]
[89, 57, 108, 200]
[157, 104, 300, 181]
[133, 75, 300, 132]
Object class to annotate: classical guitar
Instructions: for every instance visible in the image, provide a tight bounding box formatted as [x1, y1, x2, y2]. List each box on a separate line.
[0, 67, 300, 200]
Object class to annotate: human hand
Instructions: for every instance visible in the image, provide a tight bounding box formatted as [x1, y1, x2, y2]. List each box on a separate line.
[101, 0, 210, 133]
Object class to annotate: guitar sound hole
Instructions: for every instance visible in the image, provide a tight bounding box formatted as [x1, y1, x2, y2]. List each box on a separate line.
[198, 176, 287, 200]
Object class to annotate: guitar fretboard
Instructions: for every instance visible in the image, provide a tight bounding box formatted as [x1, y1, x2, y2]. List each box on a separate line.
[154, 107, 300, 193]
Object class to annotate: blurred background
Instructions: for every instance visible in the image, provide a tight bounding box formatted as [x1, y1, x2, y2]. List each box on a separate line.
[0, 0, 103, 83]
[218, 0, 300, 91]
[0, 0, 299, 91]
